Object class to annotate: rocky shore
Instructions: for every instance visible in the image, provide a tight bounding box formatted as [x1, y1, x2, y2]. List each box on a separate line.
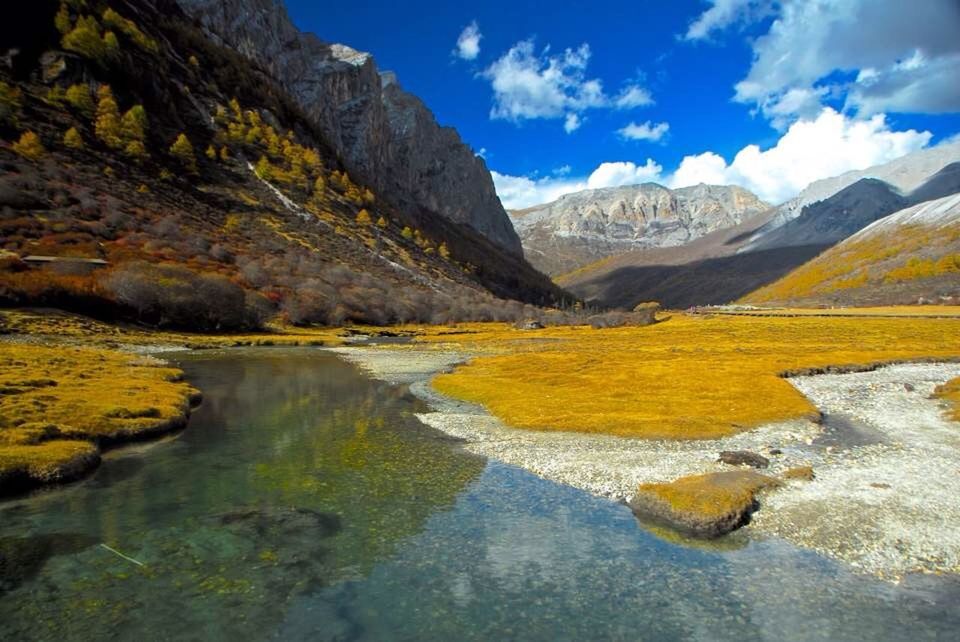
[331, 345, 960, 579]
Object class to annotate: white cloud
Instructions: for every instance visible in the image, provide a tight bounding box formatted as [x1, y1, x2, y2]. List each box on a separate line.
[587, 160, 663, 188]
[618, 120, 670, 142]
[481, 39, 653, 131]
[708, 0, 960, 121]
[668, 107, 931, 203]
[683, 0, 772, 41]
[454, 21, 482, 60]
[493, 160, 663, 209]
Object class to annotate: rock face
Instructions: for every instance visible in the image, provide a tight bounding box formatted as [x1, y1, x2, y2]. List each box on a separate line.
[509, 183, 769, 275]
[175, 0, 522, 255]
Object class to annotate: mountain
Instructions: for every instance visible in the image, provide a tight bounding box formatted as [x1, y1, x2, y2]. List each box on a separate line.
[176, 0, 522, 255]
[741, 140, 960, 251]
[0, 0, 564, 329]
[744, 178, 908, 251]
[508, 183, 768, 275]
[742, 193, 960, 306]
[561, 156, 960, 309]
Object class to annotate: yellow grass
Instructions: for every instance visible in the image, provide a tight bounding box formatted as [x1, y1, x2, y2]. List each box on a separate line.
[711, 306, 960, 318]
[935, 377, 960, 422]
[636, 471, 780, 520]
[424, 313, 960, 439]
[0, 343, 199, 486]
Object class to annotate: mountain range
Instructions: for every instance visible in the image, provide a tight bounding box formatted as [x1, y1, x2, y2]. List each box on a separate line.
[508, 183, 768, 275]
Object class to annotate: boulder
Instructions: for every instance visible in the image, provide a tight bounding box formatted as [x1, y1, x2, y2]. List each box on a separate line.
[718, 450, 770, 469]
[629, 471, 781, 538]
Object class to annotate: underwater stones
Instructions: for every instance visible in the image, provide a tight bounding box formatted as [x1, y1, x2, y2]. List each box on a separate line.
[718, 450, 770, 469]
[783, 466, 815, 481]
[629, 471, 781, 538]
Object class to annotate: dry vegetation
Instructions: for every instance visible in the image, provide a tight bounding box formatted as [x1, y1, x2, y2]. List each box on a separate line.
[743, 222, 960, 306]
[0, 342, 198, 492]
[423, 312, 960, 439]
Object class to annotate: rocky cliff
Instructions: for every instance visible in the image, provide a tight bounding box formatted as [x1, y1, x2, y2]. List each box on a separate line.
[175, 0, 522, 255]
[509, 183, 768, 275]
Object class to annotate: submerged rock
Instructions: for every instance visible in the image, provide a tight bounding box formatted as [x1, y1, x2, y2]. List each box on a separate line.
[718, 450, 770, 469]
[784, 466, 815, 481]
[629, 471, 781, 538]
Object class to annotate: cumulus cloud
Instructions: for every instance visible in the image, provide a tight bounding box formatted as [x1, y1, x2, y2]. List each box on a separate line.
[618, 120, 670, 142]
[493, 107, 931, 208]
[481, 39, 653, 131]
[690, 0, 960, 122]
[668, 107, 931, 203]
[492, 160, 663, 209]
[454, 21, 482, 60]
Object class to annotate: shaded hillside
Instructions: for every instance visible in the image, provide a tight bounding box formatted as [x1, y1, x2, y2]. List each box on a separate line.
[742, 193, 960, 307]
[0, 0, 566, 328]
[746, 178, 907, 251]
[509, 183, 767, 276]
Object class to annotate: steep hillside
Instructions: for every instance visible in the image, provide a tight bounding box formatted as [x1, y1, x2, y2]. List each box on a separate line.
[742, 140, 960, 250]
[746, 178, 907, 251]
[176, 0, 522, 255]
[509, 183, 768, 275]
[0, 0, 565, 329]
[742, 193, 960, 307]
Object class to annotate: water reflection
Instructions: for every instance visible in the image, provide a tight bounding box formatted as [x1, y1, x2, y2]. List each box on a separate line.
[0, 349, 484, 641]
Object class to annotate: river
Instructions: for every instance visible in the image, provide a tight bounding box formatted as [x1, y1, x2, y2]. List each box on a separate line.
[1, 348, 957, 640]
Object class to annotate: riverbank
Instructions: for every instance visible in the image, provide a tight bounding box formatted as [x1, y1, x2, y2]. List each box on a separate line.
[333, 344, 960, 579]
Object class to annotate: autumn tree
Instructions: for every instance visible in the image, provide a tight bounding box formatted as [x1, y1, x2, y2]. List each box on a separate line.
[120, 104, 147, 143]
[205, 144, 217, 160]
[124, 140, 148, 161]
[62, 15, 107, 61]
[65, 83, 94, 116]
[376, 216, 388, 229]
[355, 209, 372, 226]
[401, 226, 414, 240]
[219, 146, 230, 161]
[169, 133, 197, 172]
[438, 242, 451, 260]
[12, 131, 45, 161]
[94, 85, 123, 149]
[63, 127, 84, 150]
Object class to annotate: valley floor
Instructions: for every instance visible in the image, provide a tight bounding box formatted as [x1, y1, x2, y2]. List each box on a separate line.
[3, 307, 960, 579]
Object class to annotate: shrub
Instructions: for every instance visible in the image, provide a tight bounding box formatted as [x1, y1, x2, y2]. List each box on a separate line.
[12, 132, 46, 161]
[101, 262, 263, 330]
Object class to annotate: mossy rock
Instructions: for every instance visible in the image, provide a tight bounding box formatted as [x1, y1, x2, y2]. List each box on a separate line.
[629, 471, 781, 538]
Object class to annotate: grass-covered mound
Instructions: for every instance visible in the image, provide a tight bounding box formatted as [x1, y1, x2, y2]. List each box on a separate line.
[0, 343, 199, 493]
[425, 312, 960, 439]
[629, 471, 781, 538]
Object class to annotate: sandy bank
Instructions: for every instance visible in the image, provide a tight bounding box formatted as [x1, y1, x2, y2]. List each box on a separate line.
[331, 346, 960, 579]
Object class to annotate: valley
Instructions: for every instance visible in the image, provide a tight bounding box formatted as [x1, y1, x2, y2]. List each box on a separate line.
[2, 0, 960, 639]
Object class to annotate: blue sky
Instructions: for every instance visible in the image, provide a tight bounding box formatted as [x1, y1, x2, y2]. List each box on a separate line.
[285, 0, 960, 207]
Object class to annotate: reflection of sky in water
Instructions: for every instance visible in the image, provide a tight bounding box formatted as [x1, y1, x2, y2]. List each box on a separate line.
[285, 461, 960, 642]
[1, 349, 958, 641]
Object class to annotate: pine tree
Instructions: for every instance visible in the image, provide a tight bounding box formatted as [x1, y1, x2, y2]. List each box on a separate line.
[169, 133, 197, 172]
[12, 131, 46, 161]
[65, 84, 94, 117]
[94, 85, 123, 149]
[376, 216, 388, 229]
[103, 31, 119, 56]
[355, 209, 372, 226]
[120, 105, 147, 143]
[63, 126, 84, 150]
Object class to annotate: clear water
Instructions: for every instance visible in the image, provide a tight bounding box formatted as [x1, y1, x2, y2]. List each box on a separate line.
[1, 349, 958, 641]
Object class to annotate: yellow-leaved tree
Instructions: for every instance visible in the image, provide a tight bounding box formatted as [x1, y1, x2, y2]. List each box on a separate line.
[65, 83, 94, 116]
[12, 131, 46, 161]
[169, 133, 197, 173]
[94, 85, 123, 149]
[63, 127, 84, 150]
[355, 209, 373, 226]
